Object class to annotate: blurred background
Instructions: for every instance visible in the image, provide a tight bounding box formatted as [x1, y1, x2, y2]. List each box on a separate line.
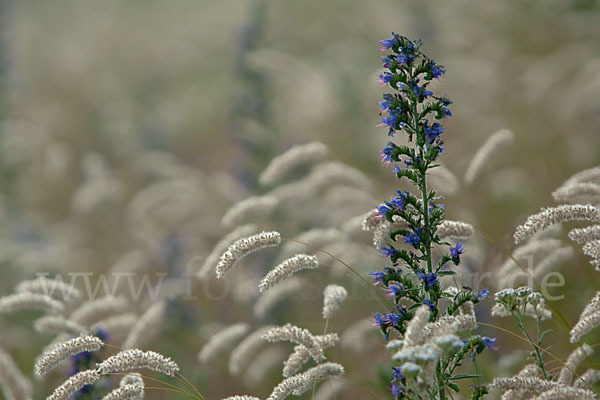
[0, 0, 599, 399]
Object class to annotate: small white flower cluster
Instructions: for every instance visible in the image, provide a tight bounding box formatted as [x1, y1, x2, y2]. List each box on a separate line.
[35, 335, 104, 376]
[389, 303, 482, 389]
[216, 231, 282, 278]
[513, 204, 600, 244]
[492, 288, 552, 321]
[322, 284, 347, 319]
[258, 254, 318, 292]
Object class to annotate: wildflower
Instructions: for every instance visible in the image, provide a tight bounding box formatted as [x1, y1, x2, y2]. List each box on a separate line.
[379, 37, 396, 51]
[390, 382, 403, 397]
[422, 298, 436, 311]
[449, 242, 464, 259]
[381, 245, 398, 258]
[482, 337, 497, 349]
[477, 289, 490, 299]
[424, 121, 444, 143]
[403, 230, 421, 247]
[378, 72, 394, 87]
[369, 271, 386, 285]
[416, 272, 438, 289]
[380, 142, 398, 166]
[430, 61, 445, 78]
[387, 284, 403, 298]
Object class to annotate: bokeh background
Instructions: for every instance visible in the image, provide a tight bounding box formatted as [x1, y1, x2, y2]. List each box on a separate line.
[0, 0, 599, 399]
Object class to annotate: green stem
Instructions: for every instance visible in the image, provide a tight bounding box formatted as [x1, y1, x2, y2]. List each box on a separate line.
[514, 311, 549, 379]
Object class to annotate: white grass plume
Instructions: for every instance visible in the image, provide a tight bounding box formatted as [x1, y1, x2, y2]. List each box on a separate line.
[574, 369, 600, 389]
[514, 204, 600, 244]
[0, 292, 63, 314]
[262, 324, 325, 362]
[96, 349, 179, 376]
[35, 335, 104, 376]
[254, 278, 302, 320]
[222, 396, 260, 400]
[102, 381, 144, 400]
[16, 276, 81, 301]
[34, 316, 87, 336]
[93, 313, 138, 341]
[198, 224, 256, 280]
[199, 323, 250, 363]
[70, 296, 129, 326]
[322, 285, 347, 319]
[221, 196, 279, 227]
[404, 306, 431, 347]
[48, 370, 101, 400]
[259, 254, 318, 292]
[0, 346, 32, 400]
[216, 231, 281, 279]
[553, 182, 600, 204]
[123, 301, 166, 349]
[436, 220, 474, 239]
[569, 225, 600, 245]
[282, 334, 339, 377]
[229, 326, 275, 375]
[558, 344, 593, 385]
[278, 229, 345, 259]
[259, 142, 328, 186]
[267, 362, 344, 400]
[464, 129, 514, 185]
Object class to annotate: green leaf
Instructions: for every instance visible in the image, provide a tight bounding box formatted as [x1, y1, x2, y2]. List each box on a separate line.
[449, 374, 481, 380]
[437, 270, 457, 276]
